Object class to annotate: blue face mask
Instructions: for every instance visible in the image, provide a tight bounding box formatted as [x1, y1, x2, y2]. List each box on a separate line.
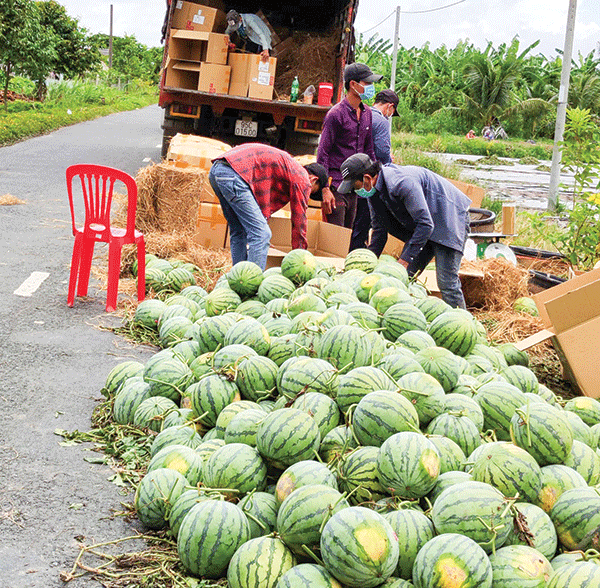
[356, 186, 376, 198]
[359, 83, 375, 101]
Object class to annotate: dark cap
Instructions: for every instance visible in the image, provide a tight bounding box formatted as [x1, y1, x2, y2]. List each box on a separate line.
[304, 162, 329, 201]
[374, 89, 399, 117]
[338, 153, 375, 194]
[344, 63, 383, 85]
[226, 10, 241, 22]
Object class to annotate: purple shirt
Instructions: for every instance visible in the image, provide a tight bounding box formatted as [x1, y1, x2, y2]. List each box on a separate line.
[317, 97, 376, 189]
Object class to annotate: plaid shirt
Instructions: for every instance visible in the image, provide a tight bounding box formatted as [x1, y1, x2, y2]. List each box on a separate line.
[217, 143, 310, 249]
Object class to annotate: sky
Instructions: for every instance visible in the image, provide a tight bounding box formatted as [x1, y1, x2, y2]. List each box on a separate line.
[58, 0, 599, 60]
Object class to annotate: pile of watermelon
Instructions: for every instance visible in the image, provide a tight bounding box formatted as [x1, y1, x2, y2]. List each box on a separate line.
[105, 248, 600, 588]
[139, 254, 200, 294]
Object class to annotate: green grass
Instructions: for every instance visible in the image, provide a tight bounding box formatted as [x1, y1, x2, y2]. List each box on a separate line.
[0, 79, 158, 146]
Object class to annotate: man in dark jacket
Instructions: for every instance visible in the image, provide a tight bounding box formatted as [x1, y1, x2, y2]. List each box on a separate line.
[338, 153, 471, 308]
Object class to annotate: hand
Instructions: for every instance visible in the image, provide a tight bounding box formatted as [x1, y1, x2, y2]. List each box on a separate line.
[260, 49, 270, 62]
[321, 187, 336, 216]
[228, 42, 236, 51]
[398, 258, 409, 269]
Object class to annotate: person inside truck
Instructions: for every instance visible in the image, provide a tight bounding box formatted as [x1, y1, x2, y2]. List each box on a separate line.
[209, 143, 328, 270]
[337, 153, 471, 309]
[350, 89, 400, 253]
[225, 10, 272, 61]
[317, 63, 382, 232]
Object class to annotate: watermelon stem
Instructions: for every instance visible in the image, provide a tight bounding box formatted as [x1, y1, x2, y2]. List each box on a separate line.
[301, 544, 325, 567]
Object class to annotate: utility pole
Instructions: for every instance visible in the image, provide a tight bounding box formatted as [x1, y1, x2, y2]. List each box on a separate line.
[390, 6, 401, 91]
[108, 4, 114, 69]
[548, 0, 577, 211]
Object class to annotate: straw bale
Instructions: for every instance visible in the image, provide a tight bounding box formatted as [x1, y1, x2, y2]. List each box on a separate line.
[0, 194, 26, 205]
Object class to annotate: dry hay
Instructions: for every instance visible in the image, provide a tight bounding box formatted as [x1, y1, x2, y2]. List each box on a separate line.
[462, 258, 530, 311]
[0, 194, 25, 205]
[274, 33, 340, 98]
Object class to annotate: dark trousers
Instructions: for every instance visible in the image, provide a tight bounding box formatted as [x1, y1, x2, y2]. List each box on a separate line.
[325, 187, 357, 230]
[349, 196, 372, 251]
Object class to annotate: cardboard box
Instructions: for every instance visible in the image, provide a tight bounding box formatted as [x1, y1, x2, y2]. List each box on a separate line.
[515, 267, 600, 397]
[272, 206, 323, 222]
[448, 179, 485, 208]
[265, 217, 351, 269]
[164, 58, 201, 90]
[166, 133, 231, 170]
[172, 1, 226, 32]
[169, 30, 229, 64]
[194, 202, 228, 248]
[227, 53, 276, 99]
[198, 63, 230, 94]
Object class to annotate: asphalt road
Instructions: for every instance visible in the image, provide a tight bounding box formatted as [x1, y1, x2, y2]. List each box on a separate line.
[0, 105, 164, 587]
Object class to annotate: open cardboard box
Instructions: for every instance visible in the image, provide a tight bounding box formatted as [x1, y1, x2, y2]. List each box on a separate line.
[515, 267, 600, 397]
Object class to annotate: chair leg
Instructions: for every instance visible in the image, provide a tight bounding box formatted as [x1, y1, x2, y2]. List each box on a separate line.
[106, 241, 122, 312]
[136, 239, 146, 304]
[76, 238, 95, 297]
[67, 236, 83, 307]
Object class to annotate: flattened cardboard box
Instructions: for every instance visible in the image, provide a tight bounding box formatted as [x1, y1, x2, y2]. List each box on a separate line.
[515, 266, 600, 398]
[194, 202, 227, 248]
[172, 1, 226, 33]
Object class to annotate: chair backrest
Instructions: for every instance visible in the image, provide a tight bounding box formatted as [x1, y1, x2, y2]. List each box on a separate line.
[66, 164, 138, 241]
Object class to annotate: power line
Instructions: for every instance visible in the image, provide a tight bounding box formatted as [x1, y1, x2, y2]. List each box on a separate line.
[362, 10, 396, 34]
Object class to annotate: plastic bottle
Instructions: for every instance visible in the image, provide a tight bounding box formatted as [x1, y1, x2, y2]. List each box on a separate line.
[290, 76, 299, 103]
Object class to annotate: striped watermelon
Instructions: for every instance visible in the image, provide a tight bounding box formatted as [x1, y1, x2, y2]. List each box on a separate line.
[203, 442, 267, 495]
[376, 353, 425, 382]
[426, 435, 467, 474]
[563, 440, 600, 485]
[171, 340, 201, 365]
[213, 400, 262, 438]
[158, 315, 194, 347]
[256, 408, 321, 469]
[352, 390, 419, 446]
[431, 481, 513, 552]
[227, 261, 264, 298]
[510, 403, 573, 466]
[162, 406, 194, 430]
[264, 296, 288, 314]
[112, 377, 151, 425]
[412, 533, 492, 588]
[323, 280, 357, 299]
[281, 249, 317, 285]
[381, 303, 428, 342]
[355, 273, 384, 302]
[150, 424, 201, 457]
[133, 396, 178, 432]
[258, 274, 297, 303]
[320, 506, 399, 588]
[345, 248, 378, 273]
[292, 392, 341, 438]
[550, 552, 588, 570]
[177, 500, 250, 578]
[327, 291, 362, 306]
[336, 366, 397, 414]
[148, 444, 203, 486]
[535, 464, 588, 514]
[212, 343, 258, 371]
[370, 287, 413, 315]
[260, 314, 292, 337]
[145, 267, 167, 293]
[193, 314, 237, 353]
[168, 488, 218, 538]
[143, 354, 193, 402]
[339, 446, 388, 504]
[235, 356, 278, 402]
[465, 355, 496, 376]
[317, 307, 357, 330]
[104, 360, 145, 397]
[277, 484, 349, 555]
[237, 491, 278, 539]
[468, 342, 508, 371]
[268, 334, 298, 366]
[395, 330, 436, 353]
[427, 310, 479, 357]
[414, 296, 451, 322]
[204, 287, 242, 316]
[487, 545, 552, 588]
[414, 346, 462, 392]
[133, 299, 167, 330]
[474, 382, 527, 441]
[426, 413, 482, 458]
[396, 372, 446, 426]
[189, 352, 214, 382]
[165, 266, 195, 292]
[294, 329, 323, 359]
[188, 374, 240, 428]
[547, 561, 600, 588]
[180, 284, 207, 302]
[279, 358, 338, 400]
[341, 302, 381, 330]
[503, 502, 558, 559]
[427, 471, 473, 505]
[228, 536, 295, 588]
[564, 396, 600, 427]
[275, 460, 338, 506]
[287, 292, 327, 317]
[383, 509, 435, 580]
[377, 432, 440, 499]
[319, 426, 359, 463]
[471, 442, 542, 503]
[562, 411, 594, 447]
[498, 342, 530, 367]
[134, 468, 188, 530]
[550, 487, 600, 551]
[374, 261, 409, 285]
[501, 365, 539, 393]
[225, 317, 271, 356]
[317, 325, 372, 374]
[224, 408, 266, 446]
[277, 564, 344, 588]
[443, 393, 485, 430]
[195, 438, 225, 465]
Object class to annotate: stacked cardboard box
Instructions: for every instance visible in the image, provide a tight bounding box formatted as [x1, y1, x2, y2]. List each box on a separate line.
[228, 53, 277, 100]
[165, 1, 231, 93]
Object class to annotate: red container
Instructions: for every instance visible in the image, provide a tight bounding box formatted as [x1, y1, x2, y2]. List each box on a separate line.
[317, 82, 334, 106]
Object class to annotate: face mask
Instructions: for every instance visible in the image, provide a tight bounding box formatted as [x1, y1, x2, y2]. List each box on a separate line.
[356, 186, 376, 199]
[358, 83, 375, 101]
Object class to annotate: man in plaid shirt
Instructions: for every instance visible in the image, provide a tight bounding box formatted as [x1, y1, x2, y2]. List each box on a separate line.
[210, 143, 328, 269]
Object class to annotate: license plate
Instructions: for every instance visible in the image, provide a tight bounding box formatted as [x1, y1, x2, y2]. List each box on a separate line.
[235, 119, 258, 138]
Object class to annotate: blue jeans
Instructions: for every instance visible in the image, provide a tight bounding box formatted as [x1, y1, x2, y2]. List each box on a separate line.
[209, 160, 272, 270]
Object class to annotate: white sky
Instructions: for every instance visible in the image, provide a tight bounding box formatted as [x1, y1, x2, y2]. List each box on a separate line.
[58, 0, 599, 59]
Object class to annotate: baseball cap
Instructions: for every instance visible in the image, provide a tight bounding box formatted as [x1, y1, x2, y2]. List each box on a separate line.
[304, 162, 329, 201]
[337, 153, 375, 194]
[374, 89, 400, 117]
[344, 63, 383, 85]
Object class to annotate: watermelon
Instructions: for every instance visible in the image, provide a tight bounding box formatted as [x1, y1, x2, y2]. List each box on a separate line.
[224, 408, 265, 446]
[143, 354, 193, 403]
[426, 413, 481, 458]
[513, 297, 539, 316]
[503, 502, 558, 559]
[225, 317, 271, 356]
[279, 358, 338, 400]
[204, 288, 242, 316]
[341, 302, 381, 330]
[268, 334, 298, 366]
[317, 325, 372, 374]
[547, 561, 600, 588]
[256, 408, 321, 469]
[213, 400, 262, 438]
[281, 249, 317, 285]
[428, 471, 473, 505]
[377, 432, 440, 499]
[277, 564, 344, 588]
[339, 446, 388, 504]
[158, 315, 194, 347]
[374, 261, 409, 285]
[319, 426, 360, 463]
[510, 403, 573, 466]
[165, 266, 195, 292]
[171, 340, 201, 365]
[501, 365, 539, 393]
[426, 435, 467, 474]
[376, 353, 425, 382]
[258, 274, 297, 303]
[336, 366, 397, 414]
[564, 396, 600, 427]
[383, 509, 435, 580]
[177, 500, 250, 578]
[427, 310, 479, 357]
[134, 468, 188, 530]
[488, 545, 552, 588]
[275, 460, 338, 506]
[147, 444, 203, 485]
[412, 533, 492, 588]
[235, 356, 278, 402]
[180, 284, 207, 302]
[104, 360, 145, 397]
[563, 440, 600, 485]
[212, 343, 257, 372]
[550, 552, 588, 570]
[168, 488, 218, 538]
[381, 303, 428, 342]
[352, 390, 419, 446]
[414, 346, 462, 392]
[112, 377, 151, 425]
[145, 267, 167, 292]
[345, 248, 378, 273]
[188, 374, 239, 428]
[287, 292, 327, 318]
[133, 396, 178, 432]
[194, 314, 237, 353]
[414, 296, 450, 322]
[474, 382, 527, 441]
[227, 261, 264, 298]
[395, 330, 436, 353]
[551, 486, 600, 551]
[133, 299, 167, 330]
[370, 287, 413, 315]
[498, 342, 530, 367]
[443, 393, 485, 430]
[150, 424, 201, 457]
[396, 372, 446, 426]
[320, 506, 399, 588]
[237, 492, 278, 539]
[535, 464, 588, 514]
[431, 481, 513, 552]
[562, 411, 594, 447]
[292, 392, 341, 438]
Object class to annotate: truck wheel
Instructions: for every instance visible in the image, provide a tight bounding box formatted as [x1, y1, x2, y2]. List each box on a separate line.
[161, 129, 176, 159]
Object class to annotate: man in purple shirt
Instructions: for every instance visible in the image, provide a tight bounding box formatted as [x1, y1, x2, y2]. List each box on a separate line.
[317, 63, 381, 229]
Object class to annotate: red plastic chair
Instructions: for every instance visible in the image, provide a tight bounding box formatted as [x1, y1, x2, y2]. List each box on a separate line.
[66, 164, 145, 312]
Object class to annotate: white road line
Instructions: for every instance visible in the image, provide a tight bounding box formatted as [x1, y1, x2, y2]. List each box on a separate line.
[14, 272, 50, 297]
[143, 157, 151, 162]
[155, 144, 162, 149]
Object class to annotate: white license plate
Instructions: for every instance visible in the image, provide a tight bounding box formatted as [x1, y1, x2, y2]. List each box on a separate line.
[235, 119, 258, 138]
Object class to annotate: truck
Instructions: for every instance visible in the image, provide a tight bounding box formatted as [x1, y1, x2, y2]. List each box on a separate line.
[158, 0, 359, 157]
